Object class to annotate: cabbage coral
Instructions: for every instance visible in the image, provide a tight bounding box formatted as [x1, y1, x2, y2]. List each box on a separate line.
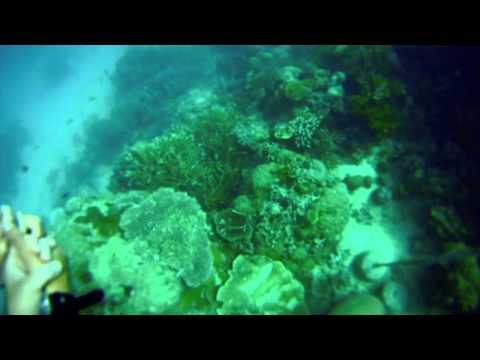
[216, 255, 306, 315]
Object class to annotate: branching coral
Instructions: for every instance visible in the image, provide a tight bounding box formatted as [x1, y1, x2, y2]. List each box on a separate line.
[288, 107, 323, 149]
[111, 98, 250, 212]
[110, 124, 201, 193]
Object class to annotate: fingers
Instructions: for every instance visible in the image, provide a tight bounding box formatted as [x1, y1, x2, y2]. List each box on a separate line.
[25, 260, 63, 291]
[37, 237, 57, 262]
[16, 211, 43, 252]
[5, 260, 63, 315]
[0, 236, 7, 267]
[1, 205, 15, 232]
[1, 206, 56, 264]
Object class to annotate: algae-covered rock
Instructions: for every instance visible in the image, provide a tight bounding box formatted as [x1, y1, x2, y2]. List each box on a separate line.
[344, 175, 373, 193]
[216, 255, 306, 315]
[329, 294, 386, 315]
[382, 281, 408, 314]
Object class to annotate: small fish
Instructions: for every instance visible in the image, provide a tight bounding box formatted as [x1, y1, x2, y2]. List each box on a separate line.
[33, 145, 40, 150]
[61, 192, 70, 200]
[21, 165, 29, 173]
[66, 118, 74, 125]
[88, 96, 96, 102]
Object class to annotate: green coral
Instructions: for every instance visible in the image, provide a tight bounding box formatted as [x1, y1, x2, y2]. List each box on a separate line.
[252, 162, 282, 201]
[216, 255, 306, 315]
[111, 101, 248, 211]
[89, 236, 182, 314]
[110, 124, 201, 193]
[212, 208, 254, 249]
[51, 188, 214, 314]
[445, 242, 480, 312]
[232, 195, 256, 216]
[297, 184, 351, 242]
[246, 147, 350, 289]
[120, 187, 213, 288]
[350, 95, 403, 138]
[429, 205, 471, 243]
[283, 80, 314, 102]
[333, 45, 408, 139]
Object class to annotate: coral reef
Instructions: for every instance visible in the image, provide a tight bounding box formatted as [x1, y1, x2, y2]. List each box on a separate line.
[45, 45, 478, 315]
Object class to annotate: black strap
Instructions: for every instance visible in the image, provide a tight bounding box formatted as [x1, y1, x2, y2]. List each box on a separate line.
[49, 289, 104, 315]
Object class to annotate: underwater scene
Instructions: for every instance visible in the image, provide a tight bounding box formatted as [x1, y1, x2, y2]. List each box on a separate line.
[0, 45, 479, 315]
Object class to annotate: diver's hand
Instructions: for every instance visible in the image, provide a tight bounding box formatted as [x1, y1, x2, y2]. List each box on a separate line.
[0, 230, 7, 285]
[5, 254, 62, 315]
[1, 205, 62, 314]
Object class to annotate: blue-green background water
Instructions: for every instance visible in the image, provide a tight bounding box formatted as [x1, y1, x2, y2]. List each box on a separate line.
[1, 45, 479, 315]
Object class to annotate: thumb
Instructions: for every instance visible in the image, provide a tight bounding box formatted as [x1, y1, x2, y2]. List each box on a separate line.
[26, 260, 63, 291]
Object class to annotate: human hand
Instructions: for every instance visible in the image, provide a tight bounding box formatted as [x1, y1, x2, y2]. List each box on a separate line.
[0, 228, 7, 284]
[1, 205, 63, 314]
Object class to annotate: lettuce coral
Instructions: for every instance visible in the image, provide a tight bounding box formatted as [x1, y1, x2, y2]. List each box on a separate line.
[89, 236, 182, 314]
[216, 255, 306, 314]
[120, 187, 213, 288]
